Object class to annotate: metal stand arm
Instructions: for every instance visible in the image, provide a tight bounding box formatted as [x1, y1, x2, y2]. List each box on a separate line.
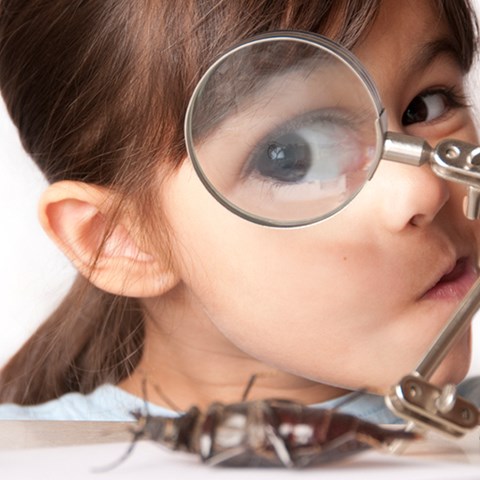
[384, 134, 480, 437]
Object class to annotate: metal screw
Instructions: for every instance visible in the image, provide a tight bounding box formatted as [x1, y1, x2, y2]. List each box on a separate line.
[461, 408, 472, 421]
[435, 384, 457, 414]
[445, 146, 460, 160]
[409, 384, 420, 398]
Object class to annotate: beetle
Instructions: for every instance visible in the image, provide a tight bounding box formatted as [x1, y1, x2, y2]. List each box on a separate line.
[123, 396, 417, 468]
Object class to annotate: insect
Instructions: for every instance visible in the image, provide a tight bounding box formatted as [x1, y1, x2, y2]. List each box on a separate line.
[114, 377, 418, 468]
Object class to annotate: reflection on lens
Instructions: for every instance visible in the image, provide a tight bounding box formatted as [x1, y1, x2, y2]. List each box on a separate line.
[185, 32, 383, 227]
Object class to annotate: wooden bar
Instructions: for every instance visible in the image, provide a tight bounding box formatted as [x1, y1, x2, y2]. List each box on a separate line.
[0, 420, 133, 449]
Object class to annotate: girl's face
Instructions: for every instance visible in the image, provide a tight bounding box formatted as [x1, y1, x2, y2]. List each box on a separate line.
[151, 0, 479, 397]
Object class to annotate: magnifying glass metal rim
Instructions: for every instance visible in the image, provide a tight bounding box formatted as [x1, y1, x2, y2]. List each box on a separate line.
[184, 30, 387, 228]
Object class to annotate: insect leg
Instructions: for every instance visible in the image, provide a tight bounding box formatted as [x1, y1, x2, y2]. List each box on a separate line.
[92, 427, 144, 473]
[204, 446, 250, 466]
[264, 424, 294, 468]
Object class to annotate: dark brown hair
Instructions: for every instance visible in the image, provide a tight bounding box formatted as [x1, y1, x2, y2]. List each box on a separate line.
[0, 0, 477, 405]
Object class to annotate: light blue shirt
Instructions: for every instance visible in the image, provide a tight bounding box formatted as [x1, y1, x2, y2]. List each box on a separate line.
[0, 376, 479, 424]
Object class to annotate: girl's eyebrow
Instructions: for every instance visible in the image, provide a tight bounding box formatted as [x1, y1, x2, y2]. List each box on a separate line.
[408, 37, 465, 74]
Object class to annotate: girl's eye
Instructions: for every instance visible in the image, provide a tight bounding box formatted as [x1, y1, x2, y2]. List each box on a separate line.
[253, 131, 312, 183]
[401, 89, 467, 126]
[244, 114, 366, 185]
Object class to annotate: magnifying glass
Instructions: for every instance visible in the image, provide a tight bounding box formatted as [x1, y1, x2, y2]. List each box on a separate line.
[185, 32, 384, 227]
[184, 31, 480, 435]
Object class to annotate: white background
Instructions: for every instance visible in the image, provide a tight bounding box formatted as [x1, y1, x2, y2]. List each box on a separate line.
[1, 4, 480, 379]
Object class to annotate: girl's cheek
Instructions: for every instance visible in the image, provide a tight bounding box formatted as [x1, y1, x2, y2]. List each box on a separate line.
[406, 111, 478, 146]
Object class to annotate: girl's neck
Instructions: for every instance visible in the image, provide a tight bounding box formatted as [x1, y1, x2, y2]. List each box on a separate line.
[118, 285, 350, 411]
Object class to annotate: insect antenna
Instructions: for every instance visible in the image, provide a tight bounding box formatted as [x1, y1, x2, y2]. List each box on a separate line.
[151, 381, 182, 413]
[241, 374, 258, 401]
[241, 372, 280, 401]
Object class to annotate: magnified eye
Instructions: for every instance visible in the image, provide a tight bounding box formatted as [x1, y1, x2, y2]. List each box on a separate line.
[257, 132, 311, 182]
[245, 113, 364, 186]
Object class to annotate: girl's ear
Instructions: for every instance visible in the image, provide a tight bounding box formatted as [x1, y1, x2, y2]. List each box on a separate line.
[38, 180, 179, 297]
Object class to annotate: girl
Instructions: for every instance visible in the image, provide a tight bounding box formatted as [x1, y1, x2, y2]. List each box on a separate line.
[0, 0, 479, 424]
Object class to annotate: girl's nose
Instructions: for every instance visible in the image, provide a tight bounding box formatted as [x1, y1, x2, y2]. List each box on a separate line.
[370, 111, 451, 232]
[374, 160, 450, 232]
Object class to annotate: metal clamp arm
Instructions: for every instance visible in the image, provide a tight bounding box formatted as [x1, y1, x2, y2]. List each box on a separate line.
[383, 133, 480, 437]
[386, 277, 480, 438]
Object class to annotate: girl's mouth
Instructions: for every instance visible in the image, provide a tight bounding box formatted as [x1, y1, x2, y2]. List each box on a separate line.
[422, 257, 478, 302]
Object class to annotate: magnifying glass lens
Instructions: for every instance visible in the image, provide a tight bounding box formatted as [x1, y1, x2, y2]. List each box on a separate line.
[185, 35, 382, 226]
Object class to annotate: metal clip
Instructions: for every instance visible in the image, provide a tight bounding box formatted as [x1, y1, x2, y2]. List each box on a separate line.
[383, 134, 480, 219]
[383, 135, 480, 438]
[386, 275, 480, 438]
[386, 375, 479, 437]
[432, 139, 480, 219]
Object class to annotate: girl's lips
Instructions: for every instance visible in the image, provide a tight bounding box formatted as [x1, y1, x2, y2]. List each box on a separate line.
[422, 257, 478, 301]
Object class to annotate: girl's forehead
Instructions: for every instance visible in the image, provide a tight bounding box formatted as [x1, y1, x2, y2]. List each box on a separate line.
[352, 0, 458, 72]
